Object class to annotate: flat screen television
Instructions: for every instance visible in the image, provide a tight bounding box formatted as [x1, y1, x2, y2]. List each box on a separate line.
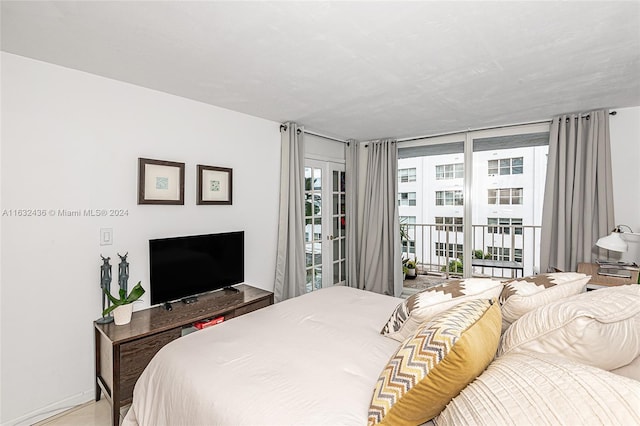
[149, 231, 244, 305]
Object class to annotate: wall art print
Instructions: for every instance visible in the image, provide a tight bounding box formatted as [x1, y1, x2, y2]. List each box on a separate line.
[138, 158, 185, 205]
[197, 165, 232, 205]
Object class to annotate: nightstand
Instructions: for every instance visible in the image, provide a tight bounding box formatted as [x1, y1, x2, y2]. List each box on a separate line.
[577, 262, 639, 290]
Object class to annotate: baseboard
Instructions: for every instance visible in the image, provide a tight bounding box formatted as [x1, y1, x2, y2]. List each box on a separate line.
[1, 389, 94, 426]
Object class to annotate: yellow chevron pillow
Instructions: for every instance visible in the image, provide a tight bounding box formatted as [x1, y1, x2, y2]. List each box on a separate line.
[369, 298, 501, 426]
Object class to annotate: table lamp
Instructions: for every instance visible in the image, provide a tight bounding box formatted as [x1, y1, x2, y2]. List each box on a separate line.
[596, 225, 640, 253]
[595, 225, 640, 278]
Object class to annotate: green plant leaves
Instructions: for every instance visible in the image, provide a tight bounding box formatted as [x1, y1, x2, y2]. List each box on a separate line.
[124, 282, 145, 303]
[102, 281, 145, 317]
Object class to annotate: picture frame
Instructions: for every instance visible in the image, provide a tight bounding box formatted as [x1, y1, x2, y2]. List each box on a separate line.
[138, 158, 185, 205]
[197, 165, 233, 205]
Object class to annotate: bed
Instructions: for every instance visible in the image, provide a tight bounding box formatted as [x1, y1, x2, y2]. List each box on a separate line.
[123, 279, 640, 426]
[122, 286, 402, 426]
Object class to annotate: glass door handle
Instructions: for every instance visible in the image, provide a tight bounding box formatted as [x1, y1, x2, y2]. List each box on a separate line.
[327, 235, 334, 240]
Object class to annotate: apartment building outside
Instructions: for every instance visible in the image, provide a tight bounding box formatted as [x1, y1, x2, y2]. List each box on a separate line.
[398, 145, 548, 278]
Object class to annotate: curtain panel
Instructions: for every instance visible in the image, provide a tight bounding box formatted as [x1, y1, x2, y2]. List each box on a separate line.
[358, 140, 403, 297]
[540, 110, 615, 273]
[274, 123, 306, 302]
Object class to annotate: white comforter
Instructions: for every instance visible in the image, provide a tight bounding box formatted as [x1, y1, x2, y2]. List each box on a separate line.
[123, 286, 402, 426]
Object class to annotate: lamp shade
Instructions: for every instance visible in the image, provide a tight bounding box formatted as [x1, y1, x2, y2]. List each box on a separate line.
[596, 231, 628, 252]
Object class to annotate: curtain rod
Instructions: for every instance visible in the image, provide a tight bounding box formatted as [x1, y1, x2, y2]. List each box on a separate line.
[397, 111, 617, 143]
[282, 110, 617, 145]
[303, 129, 348, 144]
[280, 124, 348, 144]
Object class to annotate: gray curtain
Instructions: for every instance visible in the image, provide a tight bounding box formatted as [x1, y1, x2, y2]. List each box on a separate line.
[345, 139, 361, 289]
[540, 110, 615, 273]
[274, 122, 306, 302]
[358, 140, 403, 297]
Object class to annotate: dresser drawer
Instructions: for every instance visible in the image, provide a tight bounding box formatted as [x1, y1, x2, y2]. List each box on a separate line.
[119, 328, 182, 402]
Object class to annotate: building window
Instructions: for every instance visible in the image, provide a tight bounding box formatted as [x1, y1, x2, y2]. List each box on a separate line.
[487, 188, 523, 205]
[435, 216, 463, 232]
[398, 192, 416, 206]
[435, 242, 464, 259]
[402, 240, 416, 254]
[487, 246, 511, 261]
[398, 168, 417, 183]
[514, 248, 523, 263]
[400, 216, 416, 224]
[487, 218, 523, 234]
[400, 216, 416, 242]
[488, 157, 523, 175]
[436, 190, 464, 206]
[436, 163, 464, 180]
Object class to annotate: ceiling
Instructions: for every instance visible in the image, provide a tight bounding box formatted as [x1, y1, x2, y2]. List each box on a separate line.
[2, 1, 639, 141]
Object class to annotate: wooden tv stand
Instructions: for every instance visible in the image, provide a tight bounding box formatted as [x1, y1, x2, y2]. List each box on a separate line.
[94, 284, 273, 426]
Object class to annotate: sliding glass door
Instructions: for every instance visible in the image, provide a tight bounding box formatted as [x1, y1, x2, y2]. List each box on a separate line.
[398, 136, 465, 278]
[398, 123, 549, 280]
[470, 127, 549, 278]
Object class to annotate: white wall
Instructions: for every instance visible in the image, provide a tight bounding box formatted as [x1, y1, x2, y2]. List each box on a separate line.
[0, 53, 281, 424]
[304, 134, 345, 163]
[610, 106, 640, 264]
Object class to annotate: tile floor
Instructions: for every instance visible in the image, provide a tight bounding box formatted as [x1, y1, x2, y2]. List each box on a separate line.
[33, 400, 127, 426]
[402, 273, 447, 297]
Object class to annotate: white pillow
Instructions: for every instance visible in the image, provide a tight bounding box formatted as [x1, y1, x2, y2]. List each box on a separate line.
[436, 352, 640, 426]
[611, 354, 640, 381]
[380, 278, 502, 342]
[498, 285, 640, 371]
[499, 272, 590, 329]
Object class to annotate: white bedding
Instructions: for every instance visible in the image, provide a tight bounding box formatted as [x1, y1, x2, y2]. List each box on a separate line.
[122, 286, 402, 426]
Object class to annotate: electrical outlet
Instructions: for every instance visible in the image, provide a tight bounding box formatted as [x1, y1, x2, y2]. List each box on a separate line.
[100, 228, 113, 246]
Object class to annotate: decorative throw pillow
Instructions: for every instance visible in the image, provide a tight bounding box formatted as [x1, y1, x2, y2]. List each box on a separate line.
[499, 272, 589, 330]
[498, 285, 640, 370]
[369, 298, 501, 425]
[611, 354, 640, 381]
[381, 278, 503, 342]
[436, 352, 640, 426]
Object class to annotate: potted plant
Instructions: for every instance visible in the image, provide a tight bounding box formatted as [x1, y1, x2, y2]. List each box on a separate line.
[401, 257, 409, 279]
[405, 259, 417, 279]
[442, 258, 464, 275]
[103, 281, 145, 325]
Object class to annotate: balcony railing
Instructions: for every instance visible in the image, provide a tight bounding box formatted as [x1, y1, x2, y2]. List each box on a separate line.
[401, 223, 542, 279]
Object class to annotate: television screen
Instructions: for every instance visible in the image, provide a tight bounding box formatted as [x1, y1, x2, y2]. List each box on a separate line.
[149, 231, 244, 305]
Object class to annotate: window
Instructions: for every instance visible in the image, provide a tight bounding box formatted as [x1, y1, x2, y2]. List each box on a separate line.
[398, 192, 416, 206]
[400, 216, 416, 224]
[402, 240, 416, 254]
[488, 188, 523, 205]
[304, 166, 323, 292]
[400, 216, 416, 245]
[435, 216, 463, 232]
[514, 248, 523, 263]
[436, 190, 463, 206]
[487, 218, 523, 234]
[435, 242, 464, 259]
[398, 168, 416, 183]
[436, 163, 464, 180]
[397, 125, 549, 278]
[487, 246, 510, 261]
[488, 157, 523, 175]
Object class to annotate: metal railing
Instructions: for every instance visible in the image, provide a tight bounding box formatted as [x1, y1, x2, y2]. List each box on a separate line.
[401, 223, 542, 279]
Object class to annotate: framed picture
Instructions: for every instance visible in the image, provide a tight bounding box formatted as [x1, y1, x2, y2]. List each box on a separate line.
[197, 165, 232, 205]
[138, 158, 185, 205]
